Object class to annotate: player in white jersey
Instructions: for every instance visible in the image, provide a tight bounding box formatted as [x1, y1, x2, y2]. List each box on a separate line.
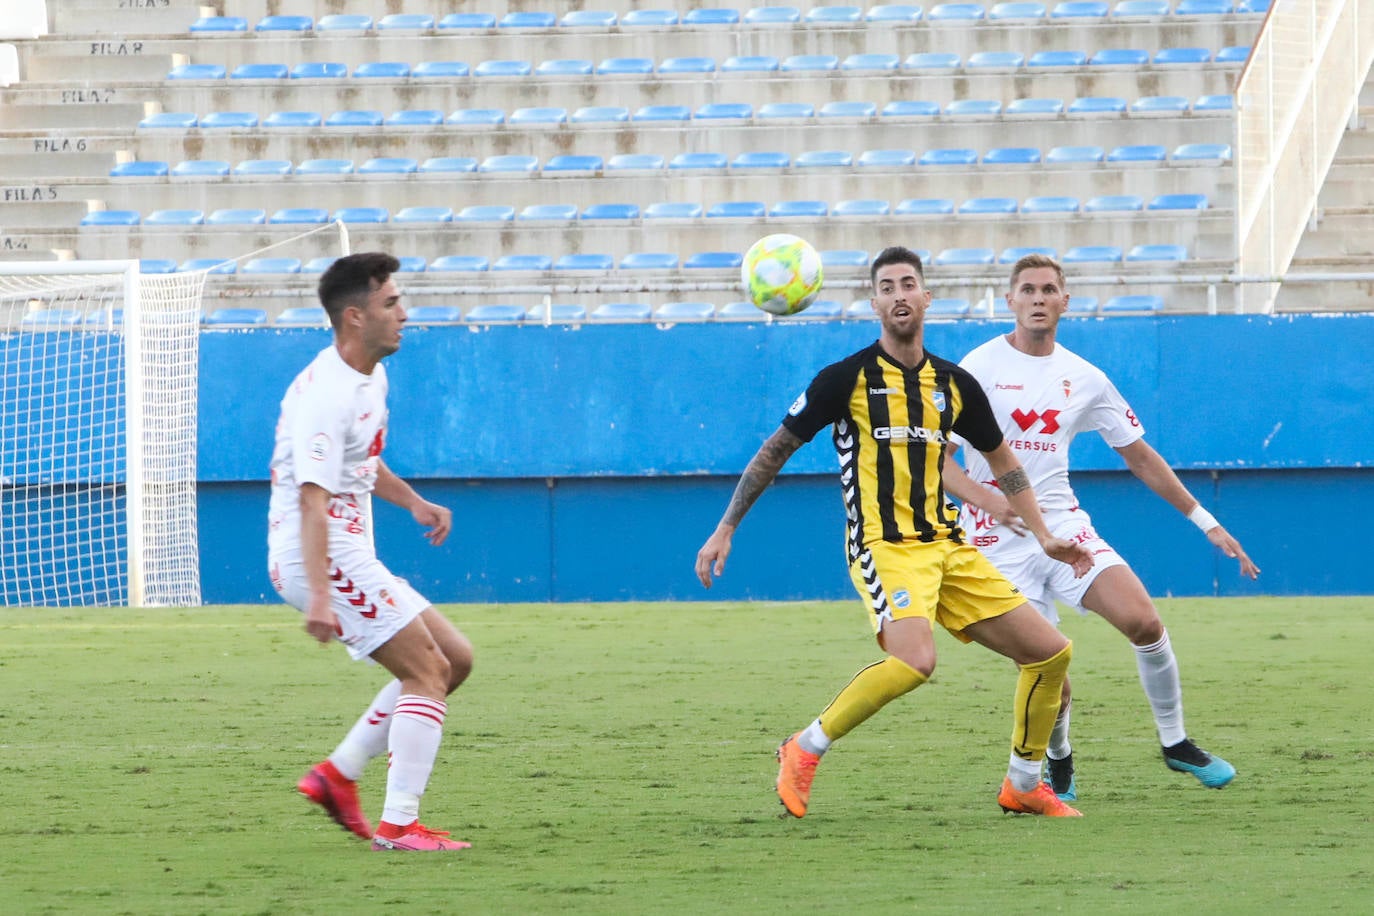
[944, 254, 1260, 800]
[268, 252, 472, 851]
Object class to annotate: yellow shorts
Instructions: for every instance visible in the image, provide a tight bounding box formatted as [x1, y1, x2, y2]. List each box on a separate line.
[848, 538, 1026, 643]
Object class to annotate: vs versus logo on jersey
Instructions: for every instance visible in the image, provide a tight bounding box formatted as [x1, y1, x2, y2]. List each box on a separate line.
[1011, 408, 1061, 434]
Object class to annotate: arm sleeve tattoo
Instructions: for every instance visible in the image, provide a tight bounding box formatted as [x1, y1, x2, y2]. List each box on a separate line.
[721, 428, 803, 527]
[996, 466, 1031, 497]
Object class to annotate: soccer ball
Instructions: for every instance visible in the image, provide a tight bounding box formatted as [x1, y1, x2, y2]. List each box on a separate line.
[741, 234, 824, 316]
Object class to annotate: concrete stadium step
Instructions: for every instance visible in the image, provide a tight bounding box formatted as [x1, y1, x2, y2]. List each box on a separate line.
[22, 53, 184, 83]
[0, 200, 91, 228]
[0, 150, 120, 178]
[48, 0, 205, 35]
[0, 100, 150, 130]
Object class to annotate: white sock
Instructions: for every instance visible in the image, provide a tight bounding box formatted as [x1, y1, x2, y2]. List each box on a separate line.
[1047, 703, 1072, 760]
[1007, 753, 1042, 792]
[380, 695, 447, 827]
[328, 679, 402, 781]
[797, 718, 832, 756]
[1134, 630, 1187, 747]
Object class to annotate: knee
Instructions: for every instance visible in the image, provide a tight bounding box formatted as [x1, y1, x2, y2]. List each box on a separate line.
[1026, 639, 1072, 675]
[446, 638, 474, 694]
[891, 649, 936, 680]
[1124, 613, 1164, 646]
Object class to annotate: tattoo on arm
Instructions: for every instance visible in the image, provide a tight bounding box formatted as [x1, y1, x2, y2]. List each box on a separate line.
[722, 428, 803, 527]
[996, 466, 1031, 497]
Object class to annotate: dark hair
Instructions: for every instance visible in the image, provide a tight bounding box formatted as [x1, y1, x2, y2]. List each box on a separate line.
[1008, 253, 1065, 291]
[317, 252, 400, 327]
[870, 246, 926, 286]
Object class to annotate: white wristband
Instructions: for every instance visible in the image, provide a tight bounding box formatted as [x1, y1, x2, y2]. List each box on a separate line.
[1187, 505, 1219, 533]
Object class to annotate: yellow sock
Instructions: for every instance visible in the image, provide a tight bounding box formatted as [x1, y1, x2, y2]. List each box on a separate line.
[1011, 641, 1073, 762]
[818, 656, 927, 741]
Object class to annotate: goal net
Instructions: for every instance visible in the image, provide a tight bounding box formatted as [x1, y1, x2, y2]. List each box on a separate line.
[0, 261, 203, 606]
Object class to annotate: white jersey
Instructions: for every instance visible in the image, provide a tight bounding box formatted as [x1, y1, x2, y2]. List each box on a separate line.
[267, 345, 389, 557]
[956, 335, 1144, 547]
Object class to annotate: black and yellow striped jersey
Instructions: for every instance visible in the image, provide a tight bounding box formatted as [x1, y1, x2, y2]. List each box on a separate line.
[782, 342, 1003, 559]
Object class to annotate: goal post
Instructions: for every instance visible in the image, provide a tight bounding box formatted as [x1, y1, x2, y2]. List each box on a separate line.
[0, 260, 203, 607]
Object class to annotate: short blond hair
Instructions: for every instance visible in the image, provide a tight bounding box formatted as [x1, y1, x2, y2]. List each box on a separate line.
[1008, 254, 1065, 291]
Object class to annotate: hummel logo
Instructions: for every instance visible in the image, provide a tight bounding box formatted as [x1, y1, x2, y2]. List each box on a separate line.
[869, 387, 900, 395]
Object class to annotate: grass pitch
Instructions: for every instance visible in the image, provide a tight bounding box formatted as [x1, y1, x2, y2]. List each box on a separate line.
[1, 597, 1370, 914]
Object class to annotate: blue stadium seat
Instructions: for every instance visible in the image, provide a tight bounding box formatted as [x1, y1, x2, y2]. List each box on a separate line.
[867, 4, 924, 20]
[325, 110, 384, 128]
[333, 207, 388, 224]
[206, 208, 267, 225]
[732, 151, 791, 168]
[842, 53, 900, 71]
[620, 252, 680, 270]
[145, 209, 203, 226]
[231, 63, 287, 80]
[597, 57, 655, 75]
[635, 105, 691, 121]
[608, 153, 666, 170]
[20, 309, 81, 329]
[882, 99, 941, 117]
[1126, 244, 1188, 262]
[718, 301, 768, 320]
[264, 111, 322, 128]
[499, 11, 556, 27]
[641, 204, 701, 223]
[821, 249, 870, 267]
[493, 255, 554, 271]
[518, 204, 577, 221]
[1090, 48, 1150, 66]
[289, 62, 347, 79]
[510, 107, 568, 125]
[959, 197, 1018, 215]
[111, 160, 169, 177]
[919, 148, 977, 166]
[590, 303, 653, 321]
[622, 9, 680, 25]
[1007, 97, 1065, 115]
[723, 56, 780, 72]
[990, 1, 1047, 17]
[474, 60, 532, 77]
[659, 57, 716, 74]
[138, 260, 178, 275]
[1132, 95, 1190, 113]
[1051, 0, 1109, 16]
[256, 15, 311, 31]
[478, 155, 539, 173]
[170, 159, 230, 177]
[407, 306, 464, 323]
[1022, 196, 1080, 214]
[464, 305, 526, 323]
[354, 62, 410, 78]
[205, 308, 269, 324]
[683, 9, 741, 24]
[412, 61, 470, 78]
[167, 64, 226, 80]
[895, 198, 956, 215]
[759, 102, 816, 119]
[1216, 46, 1251, 64]
[1174, 0, 1232, 13]
[1028, 50, 1088, 67]
[190, 15, 248, 32]
[582, 203, 640, 219]
[770, 200, 829, 217]
[420, 157, 478, 173]
[561, 10, 617, 26]
[999, 246, 1056, 263]
[438, 13, 496, 28]
[179, 258, 236, 274]
[928, 3, 987, 19]
[1173, 142, 1232, 161]
[1063, 245, 1123, 263]
[1237, 0, 1269, 11]
[860, 149, 917, 167]
[1194, 94, 1233, 111]
[456, 205, 516, 222]
[395, 257, 427, 273]
[1046, 145, 1105, 164]
[377, 13, 433, 30]
[1102, 294, 1163, 312]
[944, 99, 1002, 116]
[832, 199, 890, 216]
[303, 258, 337, 273]
[796, 150, 854, 168]
[276, 306, 328, 326]
[1154, 47, 1211, 64]
[139, 112, 197, 129]
[358, 157, 418, 175]
[270, 208, 330, 224]
[903, 52, 961, 69]
[669, 152, 729, 169]
[295, 159, 354, 175]
[983, 147, 1042, 165]
[927, 298, 971, 316]
[1066, 296, 1099, 315]
[820, 101, 878, 118]
[696, 102, 753, 120]
[394, 206, 454, 223]
[745, 6, 802, 23]
[782, 54, 840, 71]
[572, 106, 631, 123]
[386, 110, 445, 127]
[242, 258, 301, 274]
[536, 59, 594, 77]
[1108, 144, 1168, 163]
[807, 6, 864, 22]
[1084, 194, 1145, 211]
[1068, 96, 1128, 114]
[318, 14, 373, 30]
[707, 201, 766, 218]
[1112, 0, 1169, 14]
[968, 51, 1024, 68]
[447, 109, 505, 126]
[656, 302, 716, 320]
[545, 155, 603, 172]
[429, 256, 489, 272]
[527, 303, 588, 323]
[684, 252, 743, 269]
[933, 248, 996, 266]
[845, 299, 876, 318]
[1149, 193, 1209, 210]
[797, 299, 844, 319]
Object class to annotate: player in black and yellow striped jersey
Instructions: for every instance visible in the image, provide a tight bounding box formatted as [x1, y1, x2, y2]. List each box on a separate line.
[695, 246, 1094, 818]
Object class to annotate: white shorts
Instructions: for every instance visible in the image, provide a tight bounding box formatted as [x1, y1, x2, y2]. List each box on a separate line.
[976, 507, 1127, 626]
[269, 543, 430, 661]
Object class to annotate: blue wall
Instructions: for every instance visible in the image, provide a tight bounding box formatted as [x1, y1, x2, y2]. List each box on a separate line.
[200, 314, 1374, 603]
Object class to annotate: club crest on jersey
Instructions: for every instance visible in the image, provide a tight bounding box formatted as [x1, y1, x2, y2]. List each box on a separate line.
[892, 589, 912, 609]
[932, 391, 946, 412]
[788, 392, 807, 416]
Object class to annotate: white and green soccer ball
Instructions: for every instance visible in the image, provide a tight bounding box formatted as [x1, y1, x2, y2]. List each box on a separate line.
[741, 234, 824, 316]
